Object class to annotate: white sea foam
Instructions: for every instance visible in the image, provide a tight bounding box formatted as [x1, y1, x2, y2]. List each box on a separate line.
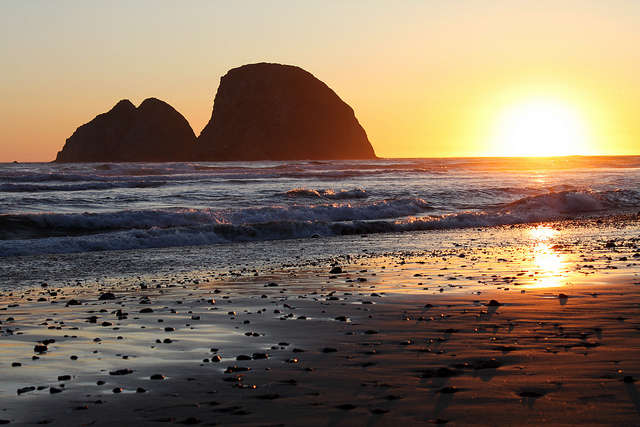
[2, 157, 640, 256]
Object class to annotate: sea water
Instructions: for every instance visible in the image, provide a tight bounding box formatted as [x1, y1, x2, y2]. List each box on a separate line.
[1, 156, 639, 257]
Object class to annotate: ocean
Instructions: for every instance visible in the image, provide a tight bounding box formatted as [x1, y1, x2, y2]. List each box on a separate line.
[1, 156, 639, 258]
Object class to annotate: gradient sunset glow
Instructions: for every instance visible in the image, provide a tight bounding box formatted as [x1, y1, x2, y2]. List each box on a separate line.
[1, 1, 639, 162]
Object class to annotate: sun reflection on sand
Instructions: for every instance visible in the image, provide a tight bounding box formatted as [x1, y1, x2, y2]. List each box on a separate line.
[524, 226, 567, 289]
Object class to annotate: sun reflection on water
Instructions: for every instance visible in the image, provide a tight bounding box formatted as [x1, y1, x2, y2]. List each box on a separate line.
[524, 226, 567, 289]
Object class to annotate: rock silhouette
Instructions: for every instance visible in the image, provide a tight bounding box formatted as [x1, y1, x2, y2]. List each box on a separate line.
[55, 98, 197, 162]
[195, 63, 376, 161]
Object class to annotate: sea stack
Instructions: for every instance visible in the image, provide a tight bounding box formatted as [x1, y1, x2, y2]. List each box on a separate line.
[195, 63, 376, 161]
[55, 98, 197, 162]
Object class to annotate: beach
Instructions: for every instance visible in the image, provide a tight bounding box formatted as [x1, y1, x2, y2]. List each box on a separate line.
[1, 215, 639, 425]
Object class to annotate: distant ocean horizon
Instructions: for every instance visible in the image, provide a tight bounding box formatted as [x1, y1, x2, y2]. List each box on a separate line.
[1, 155, 639, 257]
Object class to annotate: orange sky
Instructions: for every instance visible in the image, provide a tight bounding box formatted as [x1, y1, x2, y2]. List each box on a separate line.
[1, 1, 639, 162]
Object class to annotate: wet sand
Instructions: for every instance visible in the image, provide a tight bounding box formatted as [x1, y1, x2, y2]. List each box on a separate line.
[1, 218, 640, 425]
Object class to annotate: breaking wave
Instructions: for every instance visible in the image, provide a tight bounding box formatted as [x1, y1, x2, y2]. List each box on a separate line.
[1, 189, 638, 257]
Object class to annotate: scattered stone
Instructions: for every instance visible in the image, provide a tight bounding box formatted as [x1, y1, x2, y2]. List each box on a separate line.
[336, 404, 357, 410]
[17, 386, 36, 395]
[150, 374, 165, 380]
[474, 359, 503, 370]
[33, 344, 48, 353]
[98, 292, 117, 300]
[518, 390, 544, 398]
[256, 394, 280, 400]
[109, 369, 133, 376]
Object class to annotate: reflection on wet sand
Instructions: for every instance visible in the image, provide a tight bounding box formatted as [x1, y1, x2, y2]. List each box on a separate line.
[524, 226, 567, 289]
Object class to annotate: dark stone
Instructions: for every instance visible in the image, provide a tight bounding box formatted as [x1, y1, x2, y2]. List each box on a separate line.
[55, 98, 197, 162]
[487, 300, 501, 307]
[98, 292, 117, 300]
[336, 404, 357, 410]
[474, 358, 503, 370]
[329, 266, 343, 274]
[34, 344, 48, 353]
[109, 369, 133, 376]
[17, 386, 36, 395]
[255, 393, 280, 400]
[150, 374, 165, 380]
[195, 63, 376, 161]
[518, 390, 544, 398]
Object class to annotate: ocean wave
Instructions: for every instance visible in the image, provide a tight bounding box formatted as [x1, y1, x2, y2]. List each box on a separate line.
[1, 188, 639, 257]
[0, 180, 166, 193]
[285, 188, 369, 200]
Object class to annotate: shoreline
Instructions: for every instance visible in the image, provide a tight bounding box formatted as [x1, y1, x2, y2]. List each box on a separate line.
[1, 217, 640, 425]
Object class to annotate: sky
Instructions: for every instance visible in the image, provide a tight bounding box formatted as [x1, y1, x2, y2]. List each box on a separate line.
[1, 0, 639, 162]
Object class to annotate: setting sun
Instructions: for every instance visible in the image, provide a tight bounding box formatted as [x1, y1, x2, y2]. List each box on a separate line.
[489, 97, 594, 157]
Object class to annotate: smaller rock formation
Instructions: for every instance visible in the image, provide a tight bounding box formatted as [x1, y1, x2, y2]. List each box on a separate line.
[195, 63, 376, 161]
[55, 98, 197, 162]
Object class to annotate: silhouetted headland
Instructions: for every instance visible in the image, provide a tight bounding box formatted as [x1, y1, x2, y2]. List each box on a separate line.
[55, 98, 197, 163]
[195, 63, 376, 161]
[54, 63, 376, 162]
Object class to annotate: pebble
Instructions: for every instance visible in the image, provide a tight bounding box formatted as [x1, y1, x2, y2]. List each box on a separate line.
[518, 390, 544, 398]
[336, 404, 357, 410]
[109, 369, 133, 376]
[33, 344, 48, 353]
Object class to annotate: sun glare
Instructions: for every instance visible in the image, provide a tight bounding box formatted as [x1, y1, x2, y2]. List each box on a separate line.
[489, 97, 593, 157]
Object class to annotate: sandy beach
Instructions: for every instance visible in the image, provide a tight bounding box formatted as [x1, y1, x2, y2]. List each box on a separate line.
[1, 216, 640, 426]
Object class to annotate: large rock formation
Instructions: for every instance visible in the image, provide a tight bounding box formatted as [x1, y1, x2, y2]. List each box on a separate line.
[55, 98, 197, 162]
[195, 63, 376, 161]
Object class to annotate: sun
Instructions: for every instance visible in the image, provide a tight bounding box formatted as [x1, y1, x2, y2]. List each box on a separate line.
[488, 97, 593, 157]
